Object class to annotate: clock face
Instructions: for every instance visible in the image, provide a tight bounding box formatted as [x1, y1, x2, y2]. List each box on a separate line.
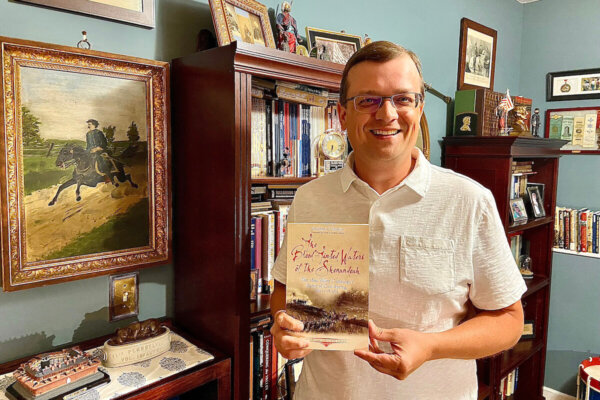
[321, 132, 345, 159]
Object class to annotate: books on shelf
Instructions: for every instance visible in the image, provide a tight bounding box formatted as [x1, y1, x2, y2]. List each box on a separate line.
[555, 206, 600, 254]
[499, 367, 519, 399]
[286, 223, 369, 351]
[250, 317, 279, 400]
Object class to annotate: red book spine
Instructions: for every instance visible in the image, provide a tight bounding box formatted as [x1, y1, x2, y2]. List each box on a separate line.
[580, 211, 588, 253]
[255, 217, 263, 293]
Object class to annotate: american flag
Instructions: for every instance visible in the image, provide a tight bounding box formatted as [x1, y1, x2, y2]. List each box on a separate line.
[498, 89, 514, 112]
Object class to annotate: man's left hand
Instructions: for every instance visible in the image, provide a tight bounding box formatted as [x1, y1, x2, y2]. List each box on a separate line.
[354, 320, 433, 380]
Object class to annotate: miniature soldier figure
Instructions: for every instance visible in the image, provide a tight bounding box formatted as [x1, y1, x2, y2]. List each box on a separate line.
[531, 108, 541, 137]
[276, 2, 298, 53]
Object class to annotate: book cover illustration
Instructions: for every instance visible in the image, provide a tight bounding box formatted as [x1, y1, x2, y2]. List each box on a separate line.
[286, 223, 369, 351]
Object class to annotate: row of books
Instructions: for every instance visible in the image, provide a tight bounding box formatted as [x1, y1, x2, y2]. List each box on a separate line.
[250, 317, 279, 400]
[554, 207, 600, 253]
[498, 367, 519, 399]
[510, 161, 534, 200]
[250, 79, 343, 179]
[251, 201, 291, 297]
[548, 111, 600, 148]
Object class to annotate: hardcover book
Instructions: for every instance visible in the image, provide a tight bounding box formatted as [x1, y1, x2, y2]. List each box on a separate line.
[286, 223, 369, 351]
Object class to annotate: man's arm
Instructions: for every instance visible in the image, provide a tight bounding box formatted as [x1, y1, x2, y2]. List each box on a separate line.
[270, 280, 312, 360]
[355, 300, 523, 380]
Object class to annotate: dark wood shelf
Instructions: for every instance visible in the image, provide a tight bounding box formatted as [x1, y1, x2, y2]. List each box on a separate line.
[478, 382, 491, 400]
[507, 216, 553, 233]
[500, 339, 544, 377]
[523, 276, 549, 298]
[250, 294, 271, 320]
[252, 177, 315, 185]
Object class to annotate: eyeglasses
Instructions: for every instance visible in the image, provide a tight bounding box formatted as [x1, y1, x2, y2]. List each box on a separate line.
[346, 92, 423, 113]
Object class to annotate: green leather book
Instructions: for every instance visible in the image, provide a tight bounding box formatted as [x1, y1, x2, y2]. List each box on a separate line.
[548, 114, 563, 139]
[453, 90, 477, 135]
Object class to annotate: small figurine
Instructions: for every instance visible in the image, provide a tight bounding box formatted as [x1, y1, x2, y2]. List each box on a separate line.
[364, 34, 372, 45]
[276, 2, 299, 53]
[531, 108, 541, 137]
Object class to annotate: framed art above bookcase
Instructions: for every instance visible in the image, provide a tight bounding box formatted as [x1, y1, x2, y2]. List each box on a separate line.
[545, 106, 600, 154]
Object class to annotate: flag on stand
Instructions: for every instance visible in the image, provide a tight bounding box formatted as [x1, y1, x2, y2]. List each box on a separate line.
[498, 89, 514, 112]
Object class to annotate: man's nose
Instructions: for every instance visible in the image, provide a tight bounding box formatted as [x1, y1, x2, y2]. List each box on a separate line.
[375, 98, 398, 121]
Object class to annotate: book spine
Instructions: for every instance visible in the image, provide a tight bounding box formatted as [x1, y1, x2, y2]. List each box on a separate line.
[255, 217, 263, 293]
[265, 101, 273, 176]
[263, 331, 272, 400]
[579, 211, 587, 253]
[284, 102, 290, 176]
[250, 217, 256, 271]
[278, 100, 285, 177]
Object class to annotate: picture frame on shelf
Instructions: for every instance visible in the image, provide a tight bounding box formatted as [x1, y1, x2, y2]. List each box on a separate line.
[526, 182, 545, 204]
[522, 319, 535, 339]
[526, 186, 545, 218]
[17, 0, 154, 28]
[509, 198, 528, 225]
[208, 0, 275, 48]
[457, 18, 497, 91]
[546, 68, 600, 101]
[0, 36, 171, 291]
[305, 27, 362, 64]
[109, 272, 139, 321]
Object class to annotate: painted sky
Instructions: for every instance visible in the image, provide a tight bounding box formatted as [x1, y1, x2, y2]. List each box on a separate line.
[19, 66, 148, 142]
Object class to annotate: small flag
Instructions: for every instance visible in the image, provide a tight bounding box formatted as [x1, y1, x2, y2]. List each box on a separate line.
[499, 89, 514, 112]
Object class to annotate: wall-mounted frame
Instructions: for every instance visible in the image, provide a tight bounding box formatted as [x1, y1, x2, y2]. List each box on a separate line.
[544, 106, 600, 153]
[209, 0, 275, 48]
[0, 36, 171, 291]
[17, 0, 155, 28]
[457, 18, 497, 91]
[109, 272, 139, 321]
[546, 68, 600, 101]
[305, 27, 362, 64]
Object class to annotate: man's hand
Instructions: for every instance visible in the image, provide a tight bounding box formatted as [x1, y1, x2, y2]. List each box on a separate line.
[270, 311, 312, 360]
[354, 320, 433, 380]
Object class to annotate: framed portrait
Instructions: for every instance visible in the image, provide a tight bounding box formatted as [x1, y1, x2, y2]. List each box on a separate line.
[526, 182, 545, 203]
[208, 0, 275, 48]
[305, 27, 362, 64]
[509, 198, 528, 225]
[17, 0, 154, 28]
[457, 18, 497, 91]
[526, 186, 545, 218]
[0, 37, 171, 291]
[109, 272, 139, 321]
[546, 68, 600, 101]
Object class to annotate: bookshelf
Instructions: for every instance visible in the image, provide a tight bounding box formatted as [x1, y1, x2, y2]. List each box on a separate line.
[553, 248, 600, 258]
[443, 136, 566, 400]
[171, 41, 344, 400]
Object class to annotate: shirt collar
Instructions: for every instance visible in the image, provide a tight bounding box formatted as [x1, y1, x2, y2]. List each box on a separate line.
[340, 148, 431, 197]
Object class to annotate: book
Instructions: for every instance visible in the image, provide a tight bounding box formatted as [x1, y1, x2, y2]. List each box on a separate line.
[548, 114, 562, 139]
[573, 116, 585, 146]
[583, 113, 598, 148]
[561, 115, 574, 141]
[286, 223, 369, 350]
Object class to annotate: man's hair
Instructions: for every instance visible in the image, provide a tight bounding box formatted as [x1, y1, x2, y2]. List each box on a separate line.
[339, 41, 425, 104]
[86, 119, 99, 128]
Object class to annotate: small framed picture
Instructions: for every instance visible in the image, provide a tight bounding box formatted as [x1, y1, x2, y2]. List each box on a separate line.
[526, 186, 546, 218]
[509, 198, 528, 225]
[305, 27, 363, 64]
[109, 272, 139, 321]
[522, 319, 535, 339]
[208, 0, 276, 48]
[546, 68, 600, 101]
[457, 18, 497, 90]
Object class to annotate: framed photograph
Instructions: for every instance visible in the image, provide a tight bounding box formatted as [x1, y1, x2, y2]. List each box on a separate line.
[544, 106, 600, 152]
[526, 182, 545, 204]
[526, 186, 545, 218]
[522, 319, 535, 339]
[17, 0, 154, 28]
[109, 272, 139, 321]
[457, 18, 497, 90]
[509, 198, 528, 225]
[546, 68, 600, 101]
[0, 36, 171, 291]
[305, 27, 362, 64]
[208, 0, 275, 48]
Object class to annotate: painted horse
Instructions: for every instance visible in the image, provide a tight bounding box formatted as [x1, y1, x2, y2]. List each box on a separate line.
[48, 144, 138, 206]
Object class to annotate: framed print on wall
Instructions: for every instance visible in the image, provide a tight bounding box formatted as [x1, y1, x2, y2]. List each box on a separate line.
[208, 0, 275, 48]
[457, 18, 497, 91]
[305, 27, 362, 64]
[546, 68, 600, 101]
[17, 0, 155, 28]
[0, 36, 171, 291]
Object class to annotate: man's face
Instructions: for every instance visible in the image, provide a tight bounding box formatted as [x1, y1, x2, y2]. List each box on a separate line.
[87, 122, 94, 130]
[338, 55, 424, 167]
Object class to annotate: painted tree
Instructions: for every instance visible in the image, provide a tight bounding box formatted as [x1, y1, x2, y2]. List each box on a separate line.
[127, 121, 140, 143]
[22, 106, 44, 146]
[103, 125, 116, 152]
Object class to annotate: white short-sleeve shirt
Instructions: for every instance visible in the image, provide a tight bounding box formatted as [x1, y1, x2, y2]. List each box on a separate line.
[271, 149, 527, 400]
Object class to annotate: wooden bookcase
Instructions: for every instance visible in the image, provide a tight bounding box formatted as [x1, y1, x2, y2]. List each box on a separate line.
[171, 41, 343, 400]
[443, 136, 566, 400]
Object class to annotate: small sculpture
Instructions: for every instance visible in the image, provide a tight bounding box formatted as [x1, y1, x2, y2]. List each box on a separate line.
[364, 34, 372, 45]
[531, 108, 541, 137]
[111, 318, 164, 345]
[276, 1, 299, 53]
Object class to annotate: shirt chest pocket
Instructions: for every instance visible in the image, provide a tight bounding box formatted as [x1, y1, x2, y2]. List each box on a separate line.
[400, 235, 456, 295]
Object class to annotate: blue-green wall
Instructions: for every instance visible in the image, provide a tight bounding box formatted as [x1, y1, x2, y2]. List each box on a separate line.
[520, 0, 600, 396]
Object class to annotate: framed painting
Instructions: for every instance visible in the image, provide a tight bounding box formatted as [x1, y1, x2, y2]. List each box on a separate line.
[457, 18, 497, 91]
[209, 0, 275, 48]
[305, 27, 362, 64]
[17, 0, 155, 28]
[109, 272, 139, 321]
[546, 68, 600, 101]
[0, 36, 171, 291]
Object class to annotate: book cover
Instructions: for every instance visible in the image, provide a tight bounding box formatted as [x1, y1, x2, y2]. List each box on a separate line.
[583, 113, 598, 148]
[286, 223, 369, 351]
[573, 116, 585, 146]
[561, 115, 574, 141]
[548, 114, 562, 139]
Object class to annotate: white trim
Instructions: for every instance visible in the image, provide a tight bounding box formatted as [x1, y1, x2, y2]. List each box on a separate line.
[543, 386, 576, 400]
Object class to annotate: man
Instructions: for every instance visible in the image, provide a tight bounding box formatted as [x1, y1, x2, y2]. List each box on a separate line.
[270, 41, 526, 399]
[85, 119, 108, 155]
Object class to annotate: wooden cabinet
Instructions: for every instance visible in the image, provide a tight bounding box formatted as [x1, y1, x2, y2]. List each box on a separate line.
[444, 136, 566, 400]
[171, 41, 343, 400]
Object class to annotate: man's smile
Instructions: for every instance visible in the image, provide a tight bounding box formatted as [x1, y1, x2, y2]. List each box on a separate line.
[370, 129, 401, 136]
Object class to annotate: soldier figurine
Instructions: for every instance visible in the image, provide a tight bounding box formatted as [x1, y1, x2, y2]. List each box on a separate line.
[276, 2, 299, 53]
[531, 108, 541, 137]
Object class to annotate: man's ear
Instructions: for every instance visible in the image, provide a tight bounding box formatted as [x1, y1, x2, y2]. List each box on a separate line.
[337, 101, 347, 131]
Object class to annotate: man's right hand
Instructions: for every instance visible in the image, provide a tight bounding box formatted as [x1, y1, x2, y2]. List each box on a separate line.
[270, 311, 312, 360]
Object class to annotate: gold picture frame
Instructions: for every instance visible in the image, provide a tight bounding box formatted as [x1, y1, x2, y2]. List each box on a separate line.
[0, 36, 171, 291]
[208, 0, 275, 48]
[109, 272, 139, 321]
[305, 27, 363, 64]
